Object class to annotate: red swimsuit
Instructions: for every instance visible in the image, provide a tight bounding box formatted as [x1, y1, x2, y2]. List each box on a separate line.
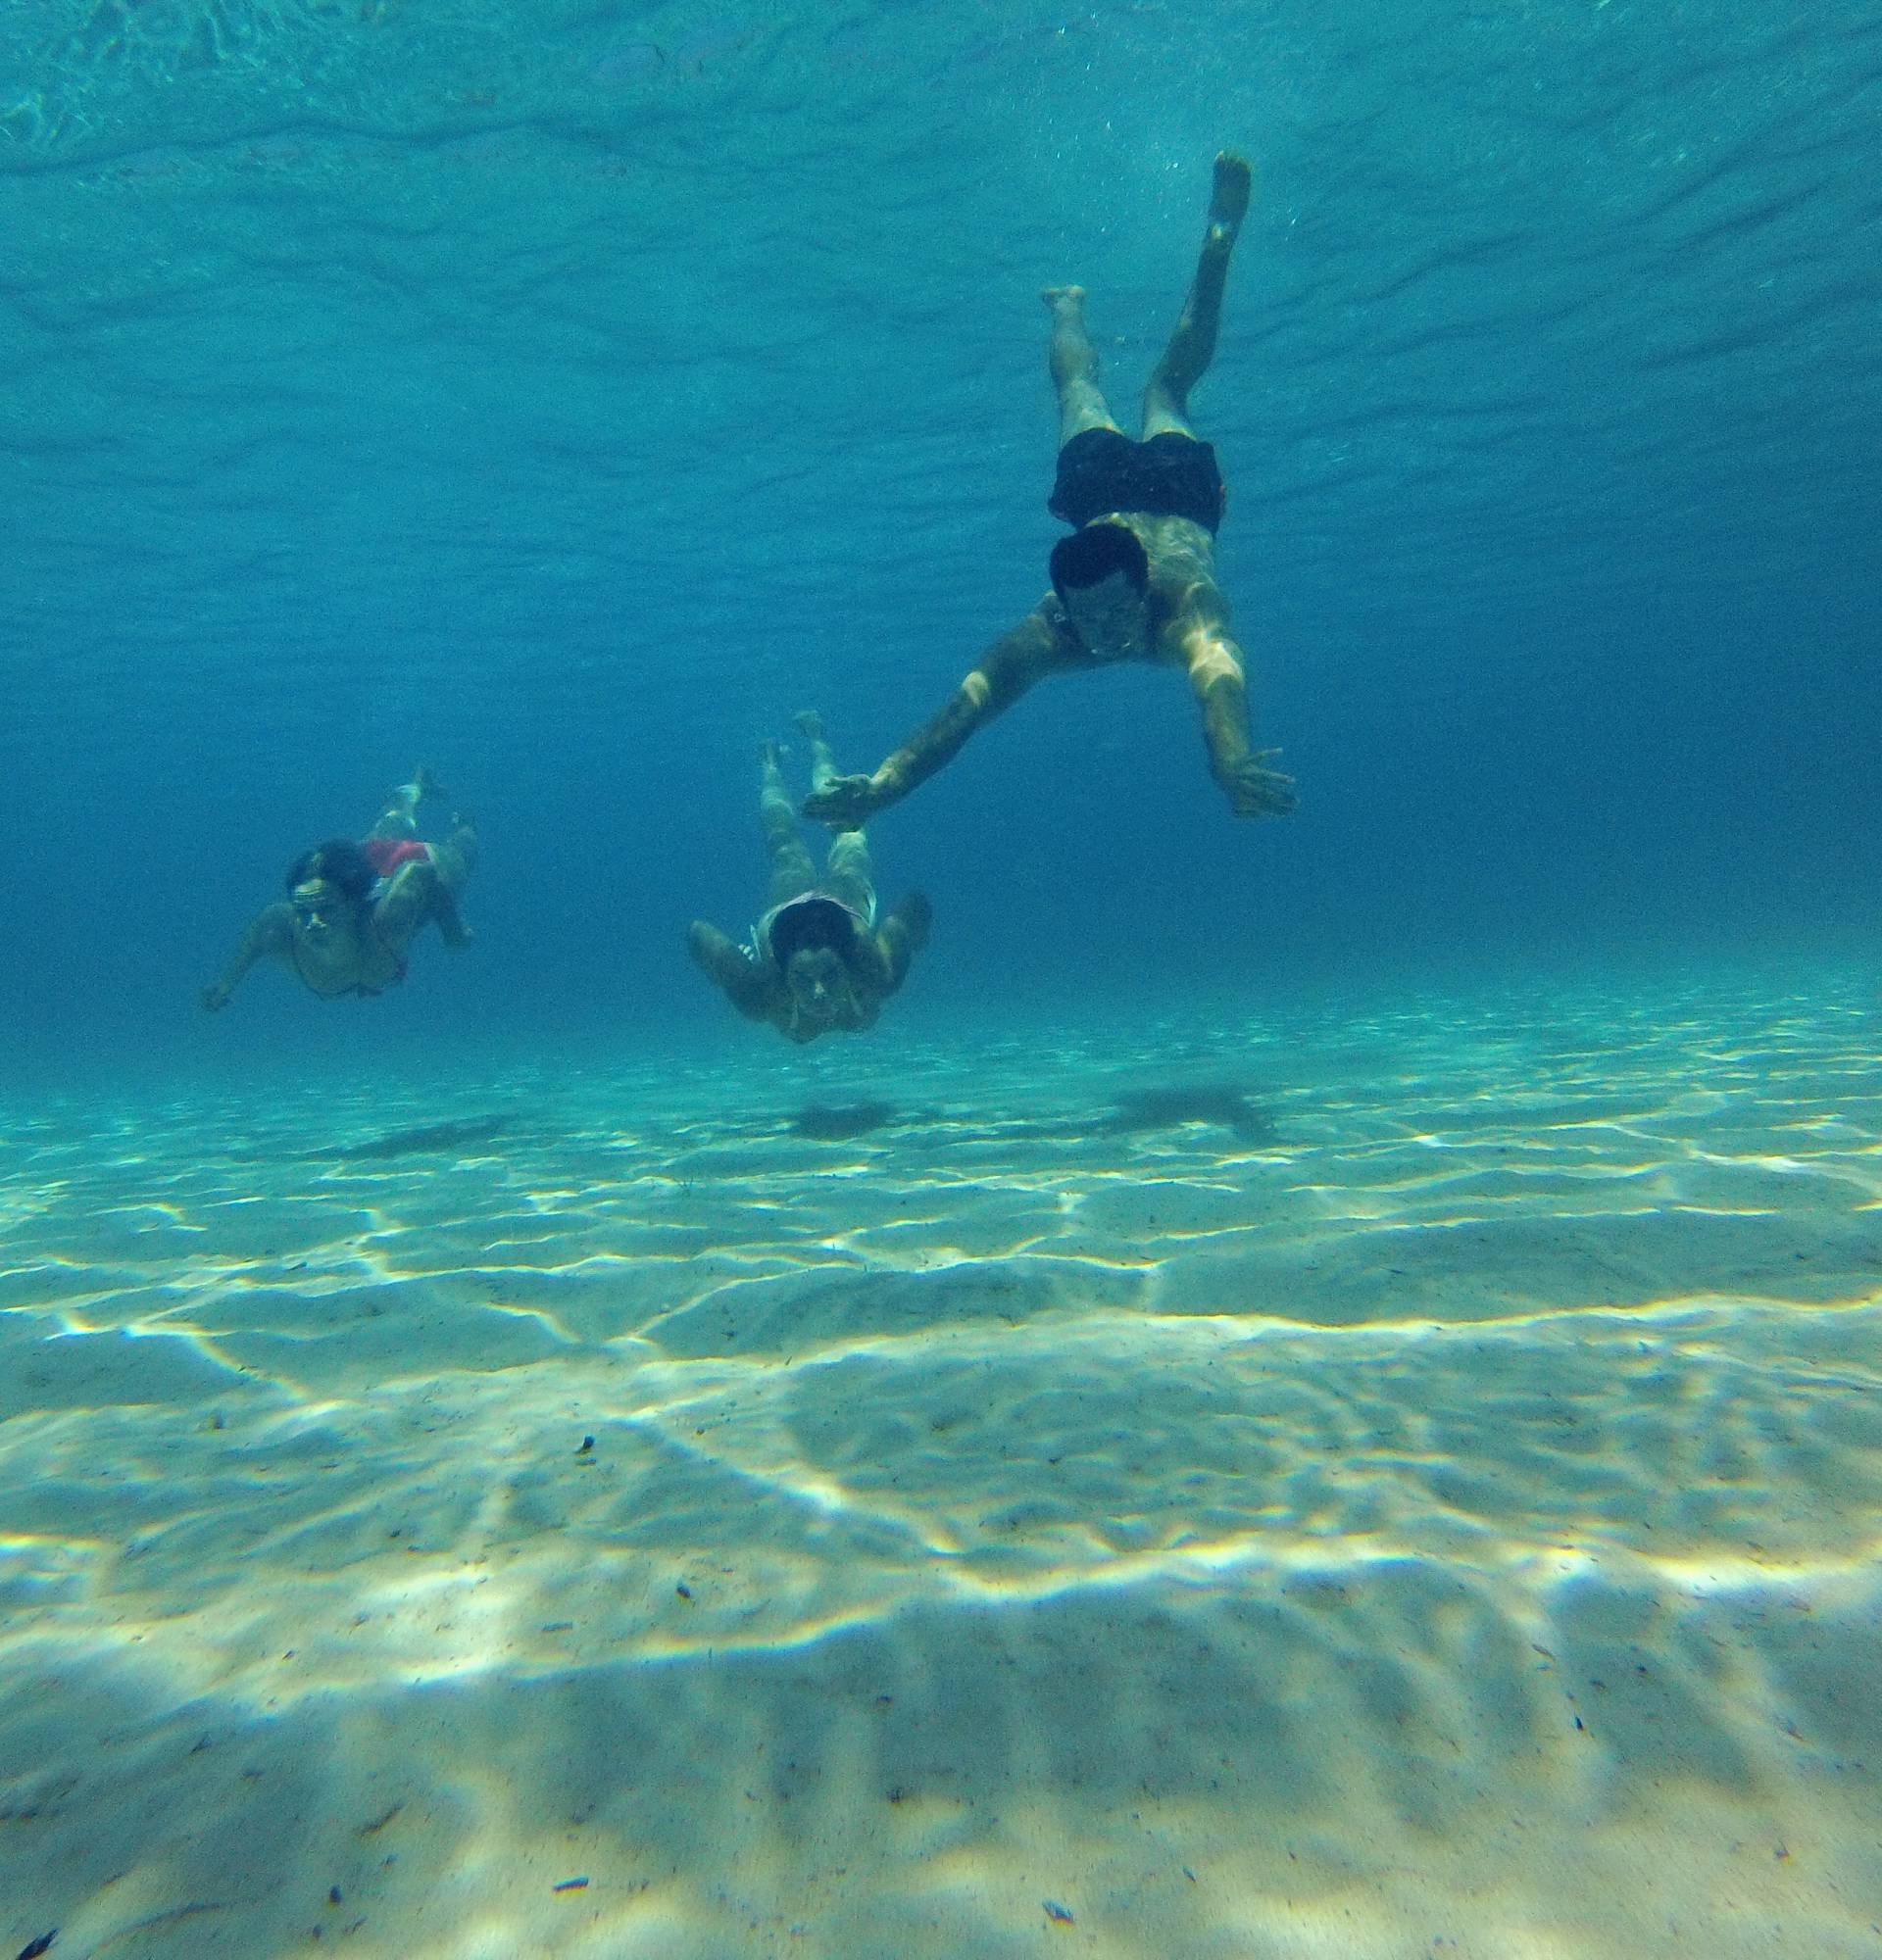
[361, 837, 432, 878]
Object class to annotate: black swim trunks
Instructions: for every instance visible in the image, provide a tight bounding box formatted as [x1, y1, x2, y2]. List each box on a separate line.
[1048, 428, 1226, 534]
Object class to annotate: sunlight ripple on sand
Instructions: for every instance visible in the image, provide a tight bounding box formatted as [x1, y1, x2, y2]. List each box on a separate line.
[1, 977, 1879, 1955]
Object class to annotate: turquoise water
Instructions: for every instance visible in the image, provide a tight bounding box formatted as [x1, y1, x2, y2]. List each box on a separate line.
[4, 0, 1879, 1064]
[3, 4, 1881, 1955]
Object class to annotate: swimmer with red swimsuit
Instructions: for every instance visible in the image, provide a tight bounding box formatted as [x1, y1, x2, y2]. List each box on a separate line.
[201, 769, 477, 1009]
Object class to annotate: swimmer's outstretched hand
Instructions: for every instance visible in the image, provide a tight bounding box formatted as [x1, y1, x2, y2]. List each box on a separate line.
[802, 773, 879, 830]
[201, 983, 231, 1012]
[1220, 751, 1298, 818]
[1211, 152, 1253, 233]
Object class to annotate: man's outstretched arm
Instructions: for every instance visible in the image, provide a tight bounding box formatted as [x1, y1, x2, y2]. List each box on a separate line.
[1177, 622, 1297, 818]
[803, 609, 1076, 828]
[201, 904, 293, 1010]
[686, 921, 775, 1022]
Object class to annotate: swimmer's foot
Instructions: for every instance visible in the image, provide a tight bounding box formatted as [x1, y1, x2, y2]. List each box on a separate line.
[791, 709, 825, 743]
[1042, 283, 1087, 321]
[1207, 153, 1252, 248]
[759, 737, 784, 775]
[384, 765, 443, 820]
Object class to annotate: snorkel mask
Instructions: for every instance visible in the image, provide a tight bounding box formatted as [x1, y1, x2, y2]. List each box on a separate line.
[291, 877, 342, 934]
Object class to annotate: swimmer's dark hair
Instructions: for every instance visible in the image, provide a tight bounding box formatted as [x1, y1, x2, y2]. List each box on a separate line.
[286, 838, 376, 902]
[1050, 520, 1150, 600]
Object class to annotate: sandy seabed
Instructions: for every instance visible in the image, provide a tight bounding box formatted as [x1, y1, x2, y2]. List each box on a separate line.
[2, 975, 1879, 1959]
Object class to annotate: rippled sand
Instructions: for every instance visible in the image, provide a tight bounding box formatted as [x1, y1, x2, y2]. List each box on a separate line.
[3, 976, 1879, 1957]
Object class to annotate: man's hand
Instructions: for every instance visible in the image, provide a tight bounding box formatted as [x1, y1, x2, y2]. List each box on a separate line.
[802, 772, 879, 830]
[1220, 752, 1298, 818]
[201, 982, 231, 1012]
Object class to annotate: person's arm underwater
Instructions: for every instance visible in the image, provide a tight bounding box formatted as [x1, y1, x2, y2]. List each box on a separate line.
[852, 891, 933, 998]
[686, 920, 776, 1022]
[1173, 615, 1297, 818]
[803, 609, 1080, 828]
[201, 903, 294, 1010]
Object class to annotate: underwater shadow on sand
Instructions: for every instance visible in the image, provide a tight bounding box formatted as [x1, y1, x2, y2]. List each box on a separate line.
[329, 1113, 517, 1160]
[1095, 1082, 1275, 1145]
[791, 1101, 903, 1142]
[777, 1082, 1277, 1152]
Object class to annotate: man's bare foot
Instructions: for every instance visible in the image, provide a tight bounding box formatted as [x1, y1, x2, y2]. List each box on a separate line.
[1208, 153, 1253, 245]
[1042, 284, 1087, 318]
[759, 737, 784, 773]
[791, 709, 824, 743]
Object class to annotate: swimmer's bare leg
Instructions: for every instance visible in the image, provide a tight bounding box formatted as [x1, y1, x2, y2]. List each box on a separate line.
[1143, 152, 1252, 439]
[760, 738, 816, 906]
[366, 765, 441, 842]
[435, 816, 477, 888]
[1043, 286, 1120, 446]
[791, 713, 878, 922]
[367, 799, 417, 844]
[373, 862, 438, 957]
[374, 814, 477, 954]
[792, 710, 841, 801]
[822, 828, 875, 919]
[429, 817, 477, 949]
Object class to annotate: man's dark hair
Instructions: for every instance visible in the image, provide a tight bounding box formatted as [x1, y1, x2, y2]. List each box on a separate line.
[1050, 520, 1150, 600]
[286, 838, 376, 901]
[768, 894, 859, 967]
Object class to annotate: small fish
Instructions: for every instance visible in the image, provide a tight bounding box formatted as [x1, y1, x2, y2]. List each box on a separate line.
[553, 1877, 589, 1893]
[18, 1935, 58, 1960]
[1043, 1900, 1074, 1925]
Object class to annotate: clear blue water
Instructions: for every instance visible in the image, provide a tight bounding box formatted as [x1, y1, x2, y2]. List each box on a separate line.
[4, 0, 1878, 1079]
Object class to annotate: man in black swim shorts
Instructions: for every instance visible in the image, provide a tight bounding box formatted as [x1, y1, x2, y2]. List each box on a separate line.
[688, 714, 931, 1044]
[805, 153, 1296, 828]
